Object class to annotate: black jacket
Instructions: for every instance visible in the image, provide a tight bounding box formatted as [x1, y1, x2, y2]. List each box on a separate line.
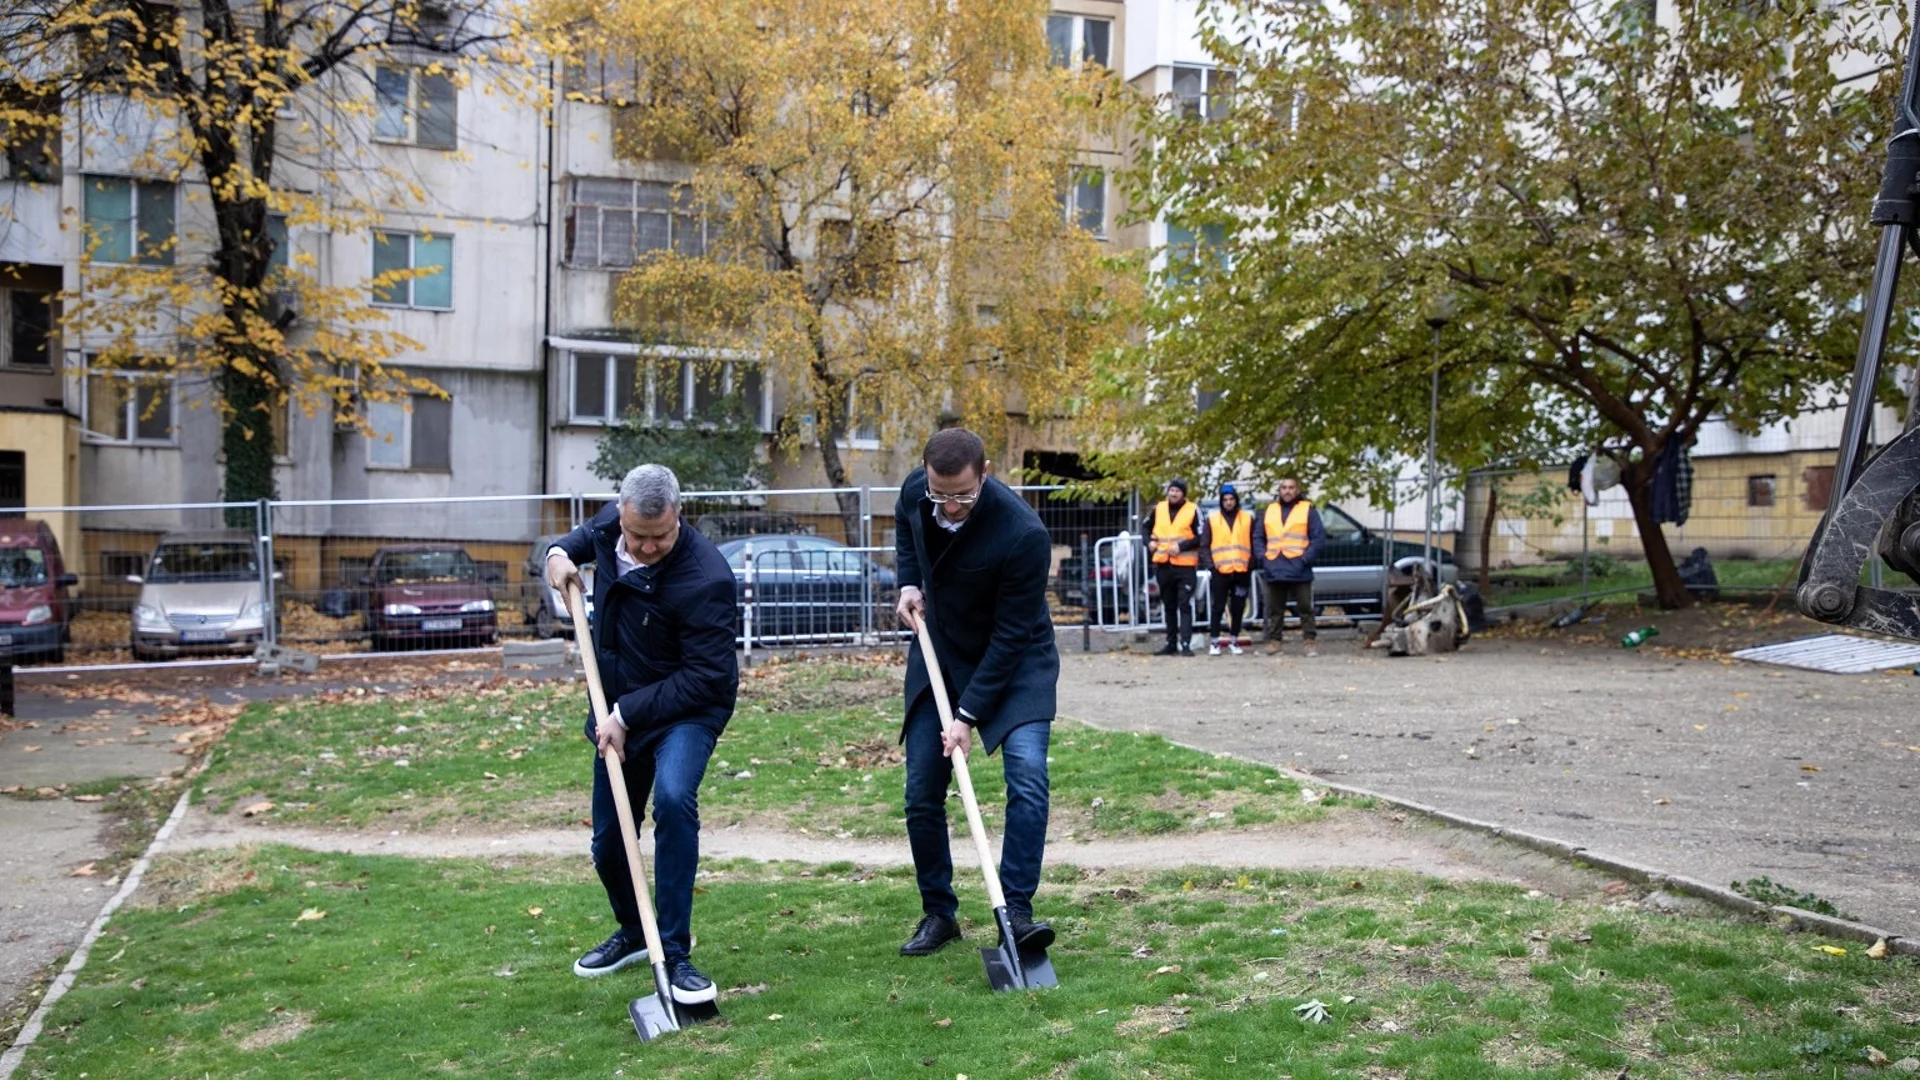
[550, 502, 739, 751]
[895, 470, 1059, 753]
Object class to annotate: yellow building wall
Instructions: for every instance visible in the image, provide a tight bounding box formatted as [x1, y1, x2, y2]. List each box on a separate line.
[0, 409, 84, 585]
[1460, 452, 1835, 570]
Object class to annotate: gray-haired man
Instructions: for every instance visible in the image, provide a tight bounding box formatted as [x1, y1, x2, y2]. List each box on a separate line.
[544, 464, 740, 1003]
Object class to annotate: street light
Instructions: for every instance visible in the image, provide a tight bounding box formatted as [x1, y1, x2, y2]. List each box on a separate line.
[1422, 297, 1455, 579]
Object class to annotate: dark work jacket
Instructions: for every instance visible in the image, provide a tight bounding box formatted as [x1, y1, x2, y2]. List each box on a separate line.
[550, 502, 739, 752]
[895, 470, 1059, 753]
[1250, 499, 1326, 584]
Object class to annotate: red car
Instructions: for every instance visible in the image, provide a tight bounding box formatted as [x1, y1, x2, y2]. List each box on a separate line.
[0, 519, 77, 663]
[361, 545, 498, 651]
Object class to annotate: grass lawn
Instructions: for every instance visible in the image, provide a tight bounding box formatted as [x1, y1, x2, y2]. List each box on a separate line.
[197, 658, 1340, 838]
[1485, 557, 1800, 609]
[18, 847, 1919, 1079]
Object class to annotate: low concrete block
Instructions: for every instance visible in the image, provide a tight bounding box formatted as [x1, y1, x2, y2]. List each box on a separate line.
[503, 638, 568, 668]
[1771, 906, 1900, 946]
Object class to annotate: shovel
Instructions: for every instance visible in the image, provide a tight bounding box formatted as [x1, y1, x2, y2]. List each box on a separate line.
[910, 614, 1058, 991]
[565, 581, 721, 1040]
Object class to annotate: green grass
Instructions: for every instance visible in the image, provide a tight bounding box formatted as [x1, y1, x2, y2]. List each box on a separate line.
[19, 847, 1919, 1079]
[1486, 558, 1800, 609]
[197, 659, 1330, 838]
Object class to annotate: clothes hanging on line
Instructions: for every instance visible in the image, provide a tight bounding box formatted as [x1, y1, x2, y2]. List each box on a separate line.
[1651, 440, 1694, 526]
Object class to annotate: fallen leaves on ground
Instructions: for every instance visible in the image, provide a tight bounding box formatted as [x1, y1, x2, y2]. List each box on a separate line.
[240, 801, 275, 817]
[69, 862, 98, 877]
[293, 908, 327, 924]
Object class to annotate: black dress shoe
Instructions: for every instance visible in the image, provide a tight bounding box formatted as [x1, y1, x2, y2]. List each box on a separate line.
[900, 914, 962, 956]
[1153, 643, 1179, 656]
[1001, 914, 1055, 952]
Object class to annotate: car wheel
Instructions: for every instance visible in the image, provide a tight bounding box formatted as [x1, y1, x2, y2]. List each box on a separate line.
[534, 606, 558, 639]
[130, 640, 157, 663]
[370, 633, 392, 653]
[45, 643, 65, 666]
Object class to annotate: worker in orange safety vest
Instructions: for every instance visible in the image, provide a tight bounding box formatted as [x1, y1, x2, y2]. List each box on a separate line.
[1147, 479, 1202, 656]
[1249, 477, 1326, 657]
[1201, 484, 1252, 655]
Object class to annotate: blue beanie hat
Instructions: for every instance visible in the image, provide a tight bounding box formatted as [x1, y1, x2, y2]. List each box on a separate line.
[1219, 483, 1237, 497]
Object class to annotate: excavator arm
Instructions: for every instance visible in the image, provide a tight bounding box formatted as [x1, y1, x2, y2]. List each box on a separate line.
[1797, 7, 1920, 641]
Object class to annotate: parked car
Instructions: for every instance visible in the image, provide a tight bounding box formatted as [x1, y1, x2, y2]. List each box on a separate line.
[1055, 543, 1159, 613]
[362, 545, 498, 651]
[693, 512, 805, 542]
[0, 518, 79, 664]
[520, 535, 594, 639]
[129, 530, 274, 661]
[718, 534, 896, 640]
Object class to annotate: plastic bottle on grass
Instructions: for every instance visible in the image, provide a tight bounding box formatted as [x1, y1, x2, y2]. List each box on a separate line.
[1620, 626, 1659, 648]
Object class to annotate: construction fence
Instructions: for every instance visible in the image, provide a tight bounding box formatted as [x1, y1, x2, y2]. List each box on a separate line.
[0, 460, 1886, 669]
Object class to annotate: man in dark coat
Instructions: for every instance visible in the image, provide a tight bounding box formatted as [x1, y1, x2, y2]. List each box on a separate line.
[544, 463, 738, 1005]
[892, 428, 1059, 957]
[1250, 476, 1327, 658]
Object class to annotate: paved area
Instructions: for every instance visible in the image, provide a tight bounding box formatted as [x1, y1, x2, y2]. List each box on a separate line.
[1057, 635, 1920, 934]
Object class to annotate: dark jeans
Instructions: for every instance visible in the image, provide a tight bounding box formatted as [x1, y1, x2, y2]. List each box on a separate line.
[1208, 571, 1249, 638]
[1263, 579, 1317, 642]
[590, 723, 717, 961]
[902, 698, 1051, 919]
[1155, 563, 1197, 648]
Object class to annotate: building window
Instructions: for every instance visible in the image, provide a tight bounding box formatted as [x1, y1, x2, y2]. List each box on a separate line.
[569, 351, 770, 430]
[373, 64, 458, 149]
[1, 289, 53, 368]
[1, 86, 59, 182]
[82, 176, 175, 265]
[83, 363, 174, 445]
[1802, 465, 1834, 512]
[1062, 168, 1106, 237]
[1046, 14, 1111, 68]
[366, 394, 453, 471]
[1166, 221, 1228, 280]
[842, 384, 880, 446]
[371, 231, 453, 309]
[1172, 65, 1234, 122]
[565, 178, 716, 268]
[1747, 474, 1776, 509]
[266, 214, 290, 273]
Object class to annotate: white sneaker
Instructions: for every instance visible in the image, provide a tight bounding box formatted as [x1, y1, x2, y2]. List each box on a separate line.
[1207, 642, 1221, 656]
[1228, 642, 1244, 655]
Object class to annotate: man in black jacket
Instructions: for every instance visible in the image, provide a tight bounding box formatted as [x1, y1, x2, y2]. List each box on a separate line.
[892, 428, 1059, 958]
[545, 463, 738, 1004]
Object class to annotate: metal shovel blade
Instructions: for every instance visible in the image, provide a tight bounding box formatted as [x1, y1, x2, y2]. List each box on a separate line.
[1015, 946, 1059, 988]
[627, 994, 679, 1042]
[980, 908, 1058, 991]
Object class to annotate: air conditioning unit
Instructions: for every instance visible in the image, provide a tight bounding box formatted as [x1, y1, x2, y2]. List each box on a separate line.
[264, 288, 299, 330]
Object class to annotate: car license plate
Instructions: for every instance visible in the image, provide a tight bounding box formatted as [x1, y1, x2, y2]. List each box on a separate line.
[420, 618, 463, 632]
[180, 629, 228, 643]
[0, 633, 12, 647]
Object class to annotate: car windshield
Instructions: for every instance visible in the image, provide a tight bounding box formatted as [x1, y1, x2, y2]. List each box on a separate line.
[379, 550, 478, 584]
[0, 547, 48, 588]
[149, 543, 258, 583]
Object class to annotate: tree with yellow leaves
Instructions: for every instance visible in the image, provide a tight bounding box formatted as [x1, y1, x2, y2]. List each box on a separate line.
[535, 0, 1139, 538]
[0, 0, 538, 517]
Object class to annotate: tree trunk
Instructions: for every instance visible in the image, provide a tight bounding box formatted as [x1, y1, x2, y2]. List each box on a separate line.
[221, 360, 278, 527]
[1476, 477, 1498, 594]
[1622, 464, 1692, 609]
[807, 370, 866, 546]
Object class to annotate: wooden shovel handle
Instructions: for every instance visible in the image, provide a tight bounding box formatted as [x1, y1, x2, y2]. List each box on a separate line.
[565, 580, 669, 964]
[910, 614, 1008, 911]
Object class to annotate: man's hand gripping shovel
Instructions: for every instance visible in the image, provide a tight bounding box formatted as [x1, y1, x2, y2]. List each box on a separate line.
[909, 612, 1058, 991]
[564, 580, 721, 1040]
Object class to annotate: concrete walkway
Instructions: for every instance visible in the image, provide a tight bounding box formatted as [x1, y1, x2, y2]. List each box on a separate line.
[1057, 635, 1920, 934]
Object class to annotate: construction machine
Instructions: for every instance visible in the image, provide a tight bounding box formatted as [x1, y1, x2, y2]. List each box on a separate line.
[1797, 12, 1920, 642]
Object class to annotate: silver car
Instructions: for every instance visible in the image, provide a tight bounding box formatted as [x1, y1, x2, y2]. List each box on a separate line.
[129, 530, 275, 661]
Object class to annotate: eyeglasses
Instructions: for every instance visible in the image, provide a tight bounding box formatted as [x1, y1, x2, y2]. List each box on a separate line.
[923, 487, 983, 506]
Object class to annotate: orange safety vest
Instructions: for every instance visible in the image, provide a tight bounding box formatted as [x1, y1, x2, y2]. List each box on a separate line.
[1151, 500, 1200, 567]
[1207, 509, 1252, 574]
[1263, 499, 1313, 561]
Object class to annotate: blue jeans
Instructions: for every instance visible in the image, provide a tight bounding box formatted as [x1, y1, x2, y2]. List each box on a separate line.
[903, 700, 1050, 919]
[589, 724, 716, 960]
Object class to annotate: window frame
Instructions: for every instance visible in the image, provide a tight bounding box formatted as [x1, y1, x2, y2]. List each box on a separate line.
[1046, 13, 1112, 68]
[565, 177, 714, 270]
[1171, 65, 1234, 123]
[566, 350, 772, 431]
[0, 287, 54, 370]
[1746, 474, 1776, 509]
[81, 174, 176, 266]
[364, 392, 453, 472]
[81, 362, 176, 447]
[369, 230, 454, 311]
[1063, 167, 1107, 238]
[839, 383, 881, 449]
[372, 63, 458, 150]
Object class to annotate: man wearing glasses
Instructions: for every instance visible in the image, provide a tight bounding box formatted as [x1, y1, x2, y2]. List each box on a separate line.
[891, 427, 1059, 959]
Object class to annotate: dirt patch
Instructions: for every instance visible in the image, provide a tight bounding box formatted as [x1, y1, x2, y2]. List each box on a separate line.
[1115, 1003, 1192, 1037]
[233, 1010, 313, 1051]
[1482, 597, 1839, 657]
